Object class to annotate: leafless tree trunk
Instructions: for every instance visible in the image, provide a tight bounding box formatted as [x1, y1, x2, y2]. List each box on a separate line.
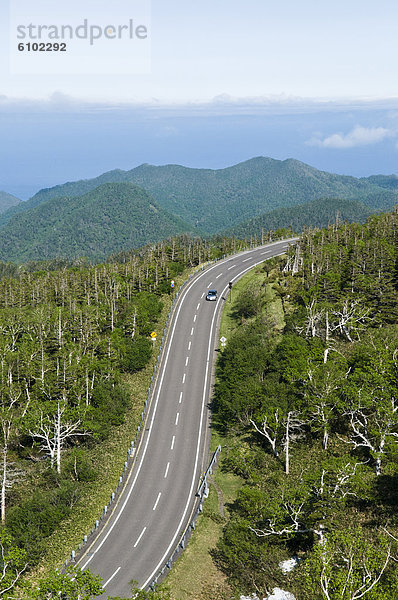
[250, 410, 281, 458]
[29, 398, 88, 473]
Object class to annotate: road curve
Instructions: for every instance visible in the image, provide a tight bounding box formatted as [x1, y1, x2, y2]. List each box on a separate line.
[77, 240, 296, 597]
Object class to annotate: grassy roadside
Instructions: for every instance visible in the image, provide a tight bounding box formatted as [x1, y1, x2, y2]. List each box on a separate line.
[164, 261, 285, 599]
[27, 267, 199, 581]
[161, 430, 242, 600]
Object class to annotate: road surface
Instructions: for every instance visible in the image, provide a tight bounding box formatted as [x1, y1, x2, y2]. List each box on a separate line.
[77, 240, 296, 597]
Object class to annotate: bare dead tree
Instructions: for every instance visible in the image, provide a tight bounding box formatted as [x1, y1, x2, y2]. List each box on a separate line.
[250, 409, 282, 459]
[29, 397, 89, 474]
[0, 386, 27, 523]
[283, 411, 306, 475]
[332, 300, 372, 343]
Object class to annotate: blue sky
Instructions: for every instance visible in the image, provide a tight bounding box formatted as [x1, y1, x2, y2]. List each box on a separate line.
[3, 0, 398, 101]
[1, 1, 398, 198]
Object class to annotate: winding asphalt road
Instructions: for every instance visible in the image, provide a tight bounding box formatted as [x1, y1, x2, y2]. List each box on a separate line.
[77, 240, 296, 598]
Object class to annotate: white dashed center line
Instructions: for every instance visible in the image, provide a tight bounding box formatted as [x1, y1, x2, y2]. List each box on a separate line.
[171, 435, 175, 450]
[227, 265, 236, 270]
[175, 412, 180, 425]
[179, 391, 183, 404]
[216, 273, 222, 279]
[197, 303, 201, 310]
[164, 462, 170, 478]
[193, 314, 197, 322]
[182, 373, 186, 384]
[152, 492, 161, 511]
[242, 258, 251, 262]
[134, 527, 147, 548]
[103, 567, 121, 588]
[191, 327, 194, 336]
[188, 341, 191, 350]
[185, 356, 189, 366]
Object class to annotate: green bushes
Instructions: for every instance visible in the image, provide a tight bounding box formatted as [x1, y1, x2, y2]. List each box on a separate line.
[7, 483, 80, 563]
[213, 212, 398, 598]
[89, 381, 130, 440]
[121, 338, 153, 373]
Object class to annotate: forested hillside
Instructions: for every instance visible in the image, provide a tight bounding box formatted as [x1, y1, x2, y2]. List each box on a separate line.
[2, 157, 398, 235]
[0, 191, 21, 214]
[225, 197, 374, 238]
[362, 174, 398, 190]
[0, 183, 191, 262]
[213, 209, 398, 599]
[0, 234, 250, 598]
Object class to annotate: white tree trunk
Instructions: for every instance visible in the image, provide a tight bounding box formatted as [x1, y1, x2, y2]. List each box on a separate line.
[56, 403, 62, 474]
[323, 428, 329, 451]
[1, 445, 6, 524]
[285, 412, 291, 475]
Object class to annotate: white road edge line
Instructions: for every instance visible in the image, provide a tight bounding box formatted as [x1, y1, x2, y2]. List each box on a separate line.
[134, 527, 147, 548]
[103, 566, 121, 588]
[152, 492, 161, 511]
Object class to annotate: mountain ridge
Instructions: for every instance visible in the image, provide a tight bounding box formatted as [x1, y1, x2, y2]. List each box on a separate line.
[0, 191, 22, 215]
[2, 157, 397, 234]
[225, 197, 376, 238]
[0, 182, 190, 263]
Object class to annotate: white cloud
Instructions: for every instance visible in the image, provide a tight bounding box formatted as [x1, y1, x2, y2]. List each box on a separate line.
[307, 125, 394, 149]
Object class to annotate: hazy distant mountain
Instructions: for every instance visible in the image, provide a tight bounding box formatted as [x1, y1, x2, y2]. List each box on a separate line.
[226, 198, 375, 238]
[0, 191, 21, 214]
[1, 157, 397, 234]
[361, 174, 398, 190]
[0, 183, 190, 263]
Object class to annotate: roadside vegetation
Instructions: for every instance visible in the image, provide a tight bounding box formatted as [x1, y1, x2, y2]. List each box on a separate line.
[0, 235, 253, 598]
[211, 209, 398, 599]
[166, 209, 398, 600]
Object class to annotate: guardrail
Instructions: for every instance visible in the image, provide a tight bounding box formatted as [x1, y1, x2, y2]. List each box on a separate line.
[148, 444, 222, 590]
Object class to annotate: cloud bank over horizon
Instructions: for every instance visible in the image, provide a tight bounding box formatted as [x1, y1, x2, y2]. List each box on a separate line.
[307, 126, 396, 149]
[2, 92, 398, 114]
